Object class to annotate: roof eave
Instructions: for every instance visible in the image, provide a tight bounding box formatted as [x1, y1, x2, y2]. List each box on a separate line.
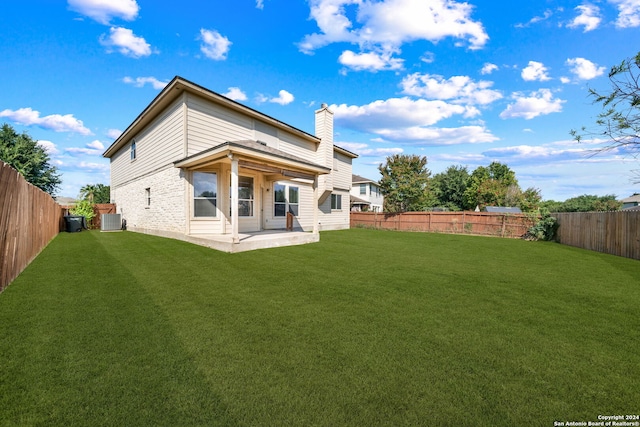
[103, 76, 321, 158]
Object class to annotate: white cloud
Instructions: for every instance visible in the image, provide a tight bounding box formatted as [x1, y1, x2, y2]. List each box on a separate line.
[332, 97, 469, 130]
[66, 140, 105, 156]
[107, 129, 122, 139]
[500, 89, 565, 120]
[199, 29, 231, 60]
[375, 125, 499, 145]
[566, 57, 606, 80]
[299, 0, 488, 71]
[256, 0, 265, 9]
[68, 0, 139, 24]
[609, 0, 640, 28]
[330, 97, 496, 145]
[269, 90, 295, 105]
[123, 76, 168, 89]
[567, 4, 602, 31]
[480, 63, 498, 75]
[37, 140, 59, 155]
[515, 9, 553, 28]
[223, 87, 248, 101]
[400, 73, 502, 105]
[0, 107, 92, 135]
[338, 49, 404, 72]
[78, 161, 110, 172]
[521, 61, 551, 82]
[420, 52, 435, 64]
[100, 27, 153, 58]
[337, 142, 403, 157]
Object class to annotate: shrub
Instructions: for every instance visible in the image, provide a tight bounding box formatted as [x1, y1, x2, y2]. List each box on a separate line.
[70, 200, 95, 225]
[525, 210, 558, 241]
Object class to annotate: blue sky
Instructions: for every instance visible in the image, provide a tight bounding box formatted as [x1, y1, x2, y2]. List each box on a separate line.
[1, 0, 639, 201]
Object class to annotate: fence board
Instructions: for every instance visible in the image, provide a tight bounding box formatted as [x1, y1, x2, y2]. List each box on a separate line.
[350, 211, 536, 239]
[555, 211, 640, 260]
[0, 161, 63, 292]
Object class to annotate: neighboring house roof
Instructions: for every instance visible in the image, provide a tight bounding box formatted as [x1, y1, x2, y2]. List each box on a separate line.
[485, 206, 523, 214]
[352, 174, 378, 184]
[350, 195, 371, 205]
[621, 194, 640, 203]
[103, 76, 356, 159]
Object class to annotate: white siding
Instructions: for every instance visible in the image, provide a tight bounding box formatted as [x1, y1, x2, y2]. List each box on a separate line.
[278, 131, 318, 164]
[263, 180, 315, 232]
[332, 152, 352, 190]
[186, 94, 253, 155]
[317, 190, 350, 230]
[111, 98, 184, 188]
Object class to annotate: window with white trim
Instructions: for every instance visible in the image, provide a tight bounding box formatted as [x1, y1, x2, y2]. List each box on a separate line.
[360, 183, 367, 195]
[230, 175, 254, 217]
[193, 172, 217, 217]
[274, 183, 299, 217]
[331, 193, 342, 210]
[130, 141, 137, 161]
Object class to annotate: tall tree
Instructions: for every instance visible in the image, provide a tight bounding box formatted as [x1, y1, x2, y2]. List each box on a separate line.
[79, 183, 110, 204]
[463, 161, 518, 210]
[431, 165, 470, 211]
[378, 154, 432, 212]
[571, 52, 640, 182]
[0, 123, 61, 195]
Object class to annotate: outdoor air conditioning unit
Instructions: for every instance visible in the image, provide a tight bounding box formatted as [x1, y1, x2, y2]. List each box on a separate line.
[101, 213, 122, 231]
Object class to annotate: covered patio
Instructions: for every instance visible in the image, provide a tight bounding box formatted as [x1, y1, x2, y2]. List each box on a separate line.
[173, 140, 331, 248]
[182, 229, 319, 253]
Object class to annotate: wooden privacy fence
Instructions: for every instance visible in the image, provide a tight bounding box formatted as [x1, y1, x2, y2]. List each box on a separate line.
[555, 211, 640, 260]
[351, 211, 536, 238]
[0, 161, 64, 292]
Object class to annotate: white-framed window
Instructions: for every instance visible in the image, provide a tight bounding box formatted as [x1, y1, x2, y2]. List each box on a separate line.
[145, 187, 150, 208]
[230, 175, 254, 217]
[274, 183, 299, 217]
[331, 193, 342, 210]
[193, 172, 217, 217]
[130, 141, 137, 161]
[360, 183, 367, 195]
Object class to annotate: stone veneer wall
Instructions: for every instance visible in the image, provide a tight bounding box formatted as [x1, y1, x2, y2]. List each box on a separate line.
[113, 166, 187, 233]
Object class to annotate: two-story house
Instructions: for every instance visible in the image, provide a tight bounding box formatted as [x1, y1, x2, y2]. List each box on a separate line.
[350, 174, 384, 212]
[103, 76, 357, 252]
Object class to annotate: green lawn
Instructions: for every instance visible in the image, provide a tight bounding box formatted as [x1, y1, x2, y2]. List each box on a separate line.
[1, 229, 638, 426]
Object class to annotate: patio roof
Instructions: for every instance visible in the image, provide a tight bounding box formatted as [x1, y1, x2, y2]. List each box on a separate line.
[174, 140, 331, 180]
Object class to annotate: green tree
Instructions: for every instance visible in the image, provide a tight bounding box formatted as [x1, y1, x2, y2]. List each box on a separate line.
[80, 183, 110, 204]
[431, 165, 469, 211]
[463, 161, 518, 210]
[378, 154, 433, 212]
[571, 52, 640, 183]
[557, 194, 621, 212]
[0, 123, 62, 195]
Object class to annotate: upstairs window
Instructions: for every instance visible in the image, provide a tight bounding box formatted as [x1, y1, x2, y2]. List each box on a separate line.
[360, 183, 367, 195]
[130, 141, 137, 161]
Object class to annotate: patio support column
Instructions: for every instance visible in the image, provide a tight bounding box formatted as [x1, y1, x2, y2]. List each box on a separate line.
[230, 155, 239, 244]
[313, 175, 319, 234]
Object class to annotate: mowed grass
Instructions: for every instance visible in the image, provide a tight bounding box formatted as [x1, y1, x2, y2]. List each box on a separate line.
[0, 229, 639, 426]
